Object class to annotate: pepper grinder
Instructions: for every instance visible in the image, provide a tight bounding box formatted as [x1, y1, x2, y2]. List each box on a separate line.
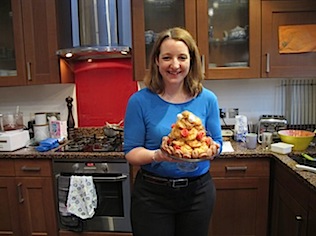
[66, 96, 75, 139]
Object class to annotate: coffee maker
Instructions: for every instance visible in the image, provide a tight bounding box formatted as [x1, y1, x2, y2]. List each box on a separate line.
[258, 115, 287, 142]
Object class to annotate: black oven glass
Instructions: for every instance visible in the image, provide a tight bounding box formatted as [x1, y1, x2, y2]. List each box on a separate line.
[94, 178, 124, 217]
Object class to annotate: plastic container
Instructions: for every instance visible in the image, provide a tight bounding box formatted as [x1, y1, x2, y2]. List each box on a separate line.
[270, 142, 294, 154]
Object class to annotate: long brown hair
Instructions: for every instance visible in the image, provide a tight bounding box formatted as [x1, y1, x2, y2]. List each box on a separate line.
[144, 27, 204, 96]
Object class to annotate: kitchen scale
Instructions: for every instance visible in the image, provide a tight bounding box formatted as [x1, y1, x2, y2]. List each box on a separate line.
[0, 130, 30, 151]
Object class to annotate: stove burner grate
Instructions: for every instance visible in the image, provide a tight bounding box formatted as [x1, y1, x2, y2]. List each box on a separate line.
[59, 134, 123, 152]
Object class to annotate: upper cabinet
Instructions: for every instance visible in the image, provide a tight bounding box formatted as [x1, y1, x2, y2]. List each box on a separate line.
[196, 0, 261, 79]
[132, 0, 316, 80]
[131, 0, 261, 80]
[0, 0, 72, 87]
[261, 0, 316, 78]
[131, 0, 197, 81]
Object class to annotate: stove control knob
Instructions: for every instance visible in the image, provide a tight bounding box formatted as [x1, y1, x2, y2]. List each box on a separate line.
[101, 163, 109, 172]
[72, 163, 80, 171]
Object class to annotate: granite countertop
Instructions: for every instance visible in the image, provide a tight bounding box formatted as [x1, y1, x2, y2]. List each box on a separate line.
[1, 136, 316, 191]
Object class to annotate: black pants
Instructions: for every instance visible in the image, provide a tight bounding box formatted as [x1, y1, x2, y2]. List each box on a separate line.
[131, 170, 216, 236]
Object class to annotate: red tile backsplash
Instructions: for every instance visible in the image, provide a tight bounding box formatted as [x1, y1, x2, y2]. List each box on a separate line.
[74, 58, 137, 127]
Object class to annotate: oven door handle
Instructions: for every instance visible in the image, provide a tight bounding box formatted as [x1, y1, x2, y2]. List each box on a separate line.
[56, 174, 128, 182]
[92, 175, 128, 182]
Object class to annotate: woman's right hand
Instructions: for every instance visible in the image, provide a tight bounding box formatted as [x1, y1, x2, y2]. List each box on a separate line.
[152, 149, 175, 163]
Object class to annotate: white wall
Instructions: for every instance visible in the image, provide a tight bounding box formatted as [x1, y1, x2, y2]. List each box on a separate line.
[203, 78, 284, 125]
[0, 77, 290, 128]
[0, 84, 77, 127]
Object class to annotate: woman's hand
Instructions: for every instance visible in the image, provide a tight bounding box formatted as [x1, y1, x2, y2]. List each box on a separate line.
[152, 149, 175, 163]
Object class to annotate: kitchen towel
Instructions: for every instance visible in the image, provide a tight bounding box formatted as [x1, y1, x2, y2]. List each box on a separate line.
[67, 176, 97, 220]
[35, 138, 59, 152]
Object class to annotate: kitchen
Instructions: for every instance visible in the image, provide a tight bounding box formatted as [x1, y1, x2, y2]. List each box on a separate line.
[1, 0, 316, 236]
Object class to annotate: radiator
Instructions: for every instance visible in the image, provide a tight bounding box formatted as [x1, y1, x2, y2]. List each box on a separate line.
[280, 79, 316, 125]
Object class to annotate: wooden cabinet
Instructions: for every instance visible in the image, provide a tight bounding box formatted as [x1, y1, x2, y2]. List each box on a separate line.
[209, 158, 270, 236]
[261, 1, 316, 78]
[308, 195, 316, 235]
[0, 159, 58, 236]
[132, 0, 316, 80]
[0, 0, 72, 87]
[196, 0, 261, 79]
[131, 0, 260, 80]
[270, 158, 316, 236]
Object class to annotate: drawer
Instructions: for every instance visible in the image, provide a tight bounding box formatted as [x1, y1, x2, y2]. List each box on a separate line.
[0, 159, 15, 176]
[15, 159, 52, 177]
[210, 158, 270, 178]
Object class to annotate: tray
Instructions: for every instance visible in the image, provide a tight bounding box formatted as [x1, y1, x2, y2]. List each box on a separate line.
[160, 148, 213, 162]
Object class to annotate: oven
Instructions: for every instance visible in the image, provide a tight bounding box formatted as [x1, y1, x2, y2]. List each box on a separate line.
[53, 159, 131, 232]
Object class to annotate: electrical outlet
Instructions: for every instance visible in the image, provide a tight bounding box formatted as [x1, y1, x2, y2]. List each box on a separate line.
[228, 108, 239, 118]
[219, 108, 226, 118]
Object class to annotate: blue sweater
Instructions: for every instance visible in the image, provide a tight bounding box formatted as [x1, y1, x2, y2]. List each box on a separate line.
[124, 87, 223, 178]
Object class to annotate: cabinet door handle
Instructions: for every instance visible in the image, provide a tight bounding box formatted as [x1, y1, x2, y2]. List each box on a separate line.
[26, 62, 32, 81]
[21, 166, 41, 172]
[295, 215, 302, 236]
[17, 182, 24, 203]
[225, 166, 248, 172]
[201, 55, 205, 74]
[265, 53, 270, 73]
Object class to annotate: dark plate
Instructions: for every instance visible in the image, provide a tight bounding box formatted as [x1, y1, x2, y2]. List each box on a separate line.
[288, 153, 316, 168]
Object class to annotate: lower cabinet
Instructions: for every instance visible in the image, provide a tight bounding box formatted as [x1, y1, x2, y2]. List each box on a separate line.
[270, 158, 316, 236]
[308, 196, 316, 235]
[0, 159, 58, 236]
[209, 158, 270, 236]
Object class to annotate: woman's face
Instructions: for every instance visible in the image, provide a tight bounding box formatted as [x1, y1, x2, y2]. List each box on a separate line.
[156, 38, 191, 86]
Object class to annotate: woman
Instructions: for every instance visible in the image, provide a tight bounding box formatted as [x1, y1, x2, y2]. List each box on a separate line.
[124, 27, 222, 236]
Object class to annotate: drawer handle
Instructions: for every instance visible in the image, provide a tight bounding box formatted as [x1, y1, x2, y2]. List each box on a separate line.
[17, 182, 24, 203]
[225, 166, 248, 172]
[21, 166, 41, 172]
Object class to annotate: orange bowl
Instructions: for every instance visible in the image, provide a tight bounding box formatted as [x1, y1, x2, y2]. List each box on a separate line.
[278, 130, 315, 151]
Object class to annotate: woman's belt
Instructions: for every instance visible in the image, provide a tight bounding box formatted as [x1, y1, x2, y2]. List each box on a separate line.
[140, 169, 208, 188]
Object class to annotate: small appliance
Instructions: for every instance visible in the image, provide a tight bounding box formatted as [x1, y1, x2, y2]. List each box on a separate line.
[257, 115, 287, 142]
[0, 130, 30, 151]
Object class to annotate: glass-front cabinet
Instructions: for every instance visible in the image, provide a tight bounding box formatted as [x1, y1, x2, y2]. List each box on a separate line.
[131, 0, 197, 81]
[197, 0, 261, 79]
[0, 0, 72, 87]
[131, 0, 261, 80]
[0, 0, 25, 86]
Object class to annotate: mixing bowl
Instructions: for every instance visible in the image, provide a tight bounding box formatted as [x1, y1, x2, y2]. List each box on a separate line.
[278, 130, 315, 151]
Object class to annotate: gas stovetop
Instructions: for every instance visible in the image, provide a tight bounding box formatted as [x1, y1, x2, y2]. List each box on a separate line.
[57, 135, 123, 152]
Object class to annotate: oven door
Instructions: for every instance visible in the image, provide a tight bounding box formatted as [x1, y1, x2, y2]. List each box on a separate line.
[56, 173, 132, 232]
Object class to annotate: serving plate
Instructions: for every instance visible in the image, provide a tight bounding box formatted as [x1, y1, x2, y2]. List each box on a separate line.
[160, 148, 213, 162]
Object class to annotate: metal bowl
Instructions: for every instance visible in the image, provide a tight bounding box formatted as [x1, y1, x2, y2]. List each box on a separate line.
[278, 130, 315, 151]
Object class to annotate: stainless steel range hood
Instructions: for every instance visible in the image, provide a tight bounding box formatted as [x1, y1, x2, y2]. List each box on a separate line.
[57, 45, 131, 60]
[57, 0, 131, 61]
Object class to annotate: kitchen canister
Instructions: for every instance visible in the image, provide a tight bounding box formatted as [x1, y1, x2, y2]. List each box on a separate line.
[35, 113, 47, 125]
[34, 124, 50, 142]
